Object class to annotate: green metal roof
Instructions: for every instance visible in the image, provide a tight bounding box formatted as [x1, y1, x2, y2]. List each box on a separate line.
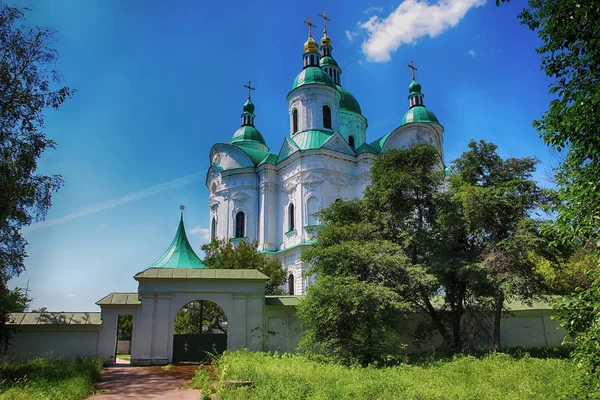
[135, 268, 269, 280]
[291, 129, 332, 150]
[337, 85, 362, 115]
[369, 132, 391, 153]
[146, 215, 206, 270]
[265, 296, 304, 306]
[401, 106, 439, 126]
[8, 312, 102, 325]
[408, 79, 422, 95]
[291, 66, 335, 91]
[258, 153, 278, 166]
[243, 98, 255, 113]
[231, 125, 266, 146]
[319, 55, 339, 68]
[235, 144, 274, 164]
[96, 292, 140, 306]
[356, 142, 377, 154]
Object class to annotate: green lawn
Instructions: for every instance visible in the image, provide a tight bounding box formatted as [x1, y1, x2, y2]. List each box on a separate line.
[0, 357, 102, 400]
[116, 354, 131, 361]
[190, 350, 589, 400]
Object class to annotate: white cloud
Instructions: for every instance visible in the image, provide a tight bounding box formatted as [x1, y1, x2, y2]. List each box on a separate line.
[468, 49, 476, 58]
[345, 30, 355, 42]
[23, 171, 204, 233]
[359, 0, 485, 62]
[190, 226, 211, 241]
[364, 6, 384, 14]
[65, 294, 77, 298]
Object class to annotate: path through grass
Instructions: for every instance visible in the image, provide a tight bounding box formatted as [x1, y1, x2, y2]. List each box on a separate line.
[0, 357, 102, 400]
[190, 350, 587, 399]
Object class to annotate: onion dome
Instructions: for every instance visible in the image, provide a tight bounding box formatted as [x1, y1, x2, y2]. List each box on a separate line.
[231, 94, 268, 151]
[291, 66, 335, 91]
[400, 78, 439, 126]
[320, 35, 331, 46]
[401, 107, 439, 125]
[242, 98, 255, 113]
[320, 55, 338, 68]
[148, 214, 206, 269]
[304, 37, 319, 53]
[337, 85, 362, 114]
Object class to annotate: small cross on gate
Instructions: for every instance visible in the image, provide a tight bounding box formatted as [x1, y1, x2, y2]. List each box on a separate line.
[303, 16, 316, 38]
[183, 342, 189, 352]
[408, 60, 418, 80]
[317, 10, 331, 35]
[244, 80, 255, 99]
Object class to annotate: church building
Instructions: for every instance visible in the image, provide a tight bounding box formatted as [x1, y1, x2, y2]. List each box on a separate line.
[206, 15, 444, 294]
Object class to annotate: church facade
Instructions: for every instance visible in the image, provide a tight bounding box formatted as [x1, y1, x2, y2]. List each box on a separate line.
[206, 20, 444, 295]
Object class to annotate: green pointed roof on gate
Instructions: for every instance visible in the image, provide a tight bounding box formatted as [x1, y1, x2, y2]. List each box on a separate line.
[147, 214, 207, 269]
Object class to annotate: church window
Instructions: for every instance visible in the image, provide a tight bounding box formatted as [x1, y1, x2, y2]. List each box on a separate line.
[288, 274, 295, 295]
[292, 109, 298, 134]
[288, 203, 295, 231]
[235, 211, 245, 238]
[348, 135, 355, 148]
[310, 55, 314, 65]
[323, 105, 332, 129]
[211, 217, 216, 241]
[307, 197, 319, 226]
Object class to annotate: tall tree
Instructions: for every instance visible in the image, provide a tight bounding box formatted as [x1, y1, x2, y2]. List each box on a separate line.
[0, 5, 73, 351]
[202, 239, 286, 295]
[450, 140, 546, 350]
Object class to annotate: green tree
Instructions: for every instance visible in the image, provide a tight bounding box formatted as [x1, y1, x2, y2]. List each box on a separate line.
[202, 239, 286, 295]
[117, 314, 133, 340]
[174, 300, 226, 334]
[450, 140, 546, 350]
[0, 5, 73, 351]
[297, 275, 409, 366]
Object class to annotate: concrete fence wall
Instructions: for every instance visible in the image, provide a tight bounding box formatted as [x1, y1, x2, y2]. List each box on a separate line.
[116, 340, 131, 354]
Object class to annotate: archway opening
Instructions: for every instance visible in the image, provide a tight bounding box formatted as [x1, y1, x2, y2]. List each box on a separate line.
[115, 314, 134, 365]
[173, 300, 227, 363]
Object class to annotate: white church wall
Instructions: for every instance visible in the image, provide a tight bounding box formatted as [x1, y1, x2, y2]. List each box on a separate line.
[338, 109, 367, 148]
[288, 85, 341, 133]
[381, 124, 443, 155]
[263, 305, 302, 353]
[98, 305, 140, 364]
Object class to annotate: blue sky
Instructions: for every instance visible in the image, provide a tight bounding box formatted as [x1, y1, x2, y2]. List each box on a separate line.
[9, 0, 555, 311]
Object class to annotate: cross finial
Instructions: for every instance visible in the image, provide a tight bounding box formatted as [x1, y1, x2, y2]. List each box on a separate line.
[408, 60, 417, 80]
[318, 10, 331, 36]
[303, 16, 317, 38]
[243, 80, 255, 99]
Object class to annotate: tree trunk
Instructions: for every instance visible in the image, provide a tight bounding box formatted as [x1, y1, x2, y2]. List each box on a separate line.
[493, 292, 504, 351]
[452, 300, 463, 352]
[421, 290, 454, 349]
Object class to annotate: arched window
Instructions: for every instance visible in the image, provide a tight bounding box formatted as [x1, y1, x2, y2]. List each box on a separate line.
[348, 135, 355, 148]
[323, 105, 332, 129]
[288, 274, 295, 295]
[211, 217, 216, 241]
[235, 211, 245, 238]
[307, 197, 319, 226]
[292, 109, 298, 134]
[288, 203, 295, 231]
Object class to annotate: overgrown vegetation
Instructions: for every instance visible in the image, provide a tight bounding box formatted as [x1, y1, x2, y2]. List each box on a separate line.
[190, 350, 588, 400]
[0, 357, 102, 400]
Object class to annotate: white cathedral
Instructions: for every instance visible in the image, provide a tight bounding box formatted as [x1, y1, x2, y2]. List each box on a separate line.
[206, 17, 444, 295]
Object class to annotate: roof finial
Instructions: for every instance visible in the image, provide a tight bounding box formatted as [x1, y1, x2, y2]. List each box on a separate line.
[180, 205, 185, 219]
[318, 10, 331, 37]
[244, 80, 256, 99]
[408, 60, 417, 80]
[303, 16, 316, 38]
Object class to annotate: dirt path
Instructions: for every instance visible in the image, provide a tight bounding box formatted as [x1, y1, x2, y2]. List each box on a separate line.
[89, 364, 201, 399]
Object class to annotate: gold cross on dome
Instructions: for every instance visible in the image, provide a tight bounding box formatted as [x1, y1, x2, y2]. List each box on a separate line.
[408, 60, 418, 79]
[243, 81, 255, 99]
[318, 10, 331, 35]
[303, 16, 316, 38]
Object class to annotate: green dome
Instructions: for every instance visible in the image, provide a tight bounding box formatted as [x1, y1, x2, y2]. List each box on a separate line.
[409, 79, 422, 95]
[147, 216, 206, 269]
[291, 66, 335, 91]
[231, 125, 266, 145]
[243, 98, 255, 113]
[320, 56, 339, 68]
[401, 106, 439, 125]
[337, 85, 362, 114]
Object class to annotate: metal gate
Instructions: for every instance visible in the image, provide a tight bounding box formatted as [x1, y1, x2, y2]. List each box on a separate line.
[172, 333, 227, 362]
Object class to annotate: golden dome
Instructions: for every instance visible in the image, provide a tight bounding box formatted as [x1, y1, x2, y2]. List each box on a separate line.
[304, 36, 318, 53]
[320, 35, 331, 46]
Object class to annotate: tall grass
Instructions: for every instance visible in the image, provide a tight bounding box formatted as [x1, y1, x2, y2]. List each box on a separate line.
[0, 357, 102, 400]
[194, 350, 588, 400]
